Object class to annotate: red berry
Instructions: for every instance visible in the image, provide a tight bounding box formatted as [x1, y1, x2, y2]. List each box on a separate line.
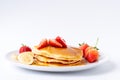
[85, 48, 99, 63]
[37, 38, 48, 49]
[49, 39, 63, 47]
[84, 46, 93, 58]
[79, 43, 89, 57]
[55, 36, 67, 48]
[19, 45, 32, 53]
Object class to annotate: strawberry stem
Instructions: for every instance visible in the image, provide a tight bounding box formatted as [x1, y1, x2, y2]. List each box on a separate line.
[79, 42, 85, 46]
[21, 43, 26, 46]
[79, 43, 82, 46]
[94, 38, 99, 50]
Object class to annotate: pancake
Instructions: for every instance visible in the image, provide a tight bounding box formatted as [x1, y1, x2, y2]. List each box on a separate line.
[32, 46, 84, 66]
[32, 58, 86, 67]
[32, 46, 83, 61]
[35, 55, 80, 64]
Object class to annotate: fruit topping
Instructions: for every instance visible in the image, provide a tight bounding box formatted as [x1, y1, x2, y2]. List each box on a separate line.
[18, 52, 34, 64]
[49, 39, 63, 47]
[85, 48, 99, 63]
[79, 43, 89, 57]
[79, 38, 99, 63]
[37, 36, 67, 49]
[37, 38, 48, 49]
[55, 36, 67, 48]
[19, 44, 32, 53]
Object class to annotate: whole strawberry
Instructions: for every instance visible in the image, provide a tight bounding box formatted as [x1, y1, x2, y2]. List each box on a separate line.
[19, 44, 32, 53]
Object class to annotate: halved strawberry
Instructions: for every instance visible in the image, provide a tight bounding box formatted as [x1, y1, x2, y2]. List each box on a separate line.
[85, 48, 99, 63]
[49, 39, 63, 47]
[79, 43, 89, 57]
[84, 46, 93, 58]
[19, 44, 32, 53]
[55, 36, 67, 48]
[37, 38, 48, 49]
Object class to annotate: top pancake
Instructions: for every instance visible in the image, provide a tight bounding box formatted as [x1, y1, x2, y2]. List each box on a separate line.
[32, 46, 83, 60]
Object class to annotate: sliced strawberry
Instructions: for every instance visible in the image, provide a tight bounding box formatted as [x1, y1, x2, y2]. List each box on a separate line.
[49, 39, 63, 47]
[55, 36, 67, 48]
[37, 38, 48, 49]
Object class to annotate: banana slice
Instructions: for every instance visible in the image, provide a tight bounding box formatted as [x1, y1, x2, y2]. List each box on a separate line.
[18, 52, 34, 65]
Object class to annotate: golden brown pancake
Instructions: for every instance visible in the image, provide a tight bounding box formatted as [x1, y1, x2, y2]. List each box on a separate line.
[35, 55, 80, 64]
[32, 46, 83, 61]
[32, 46, 84, 66]
[32, 59, 86, 67]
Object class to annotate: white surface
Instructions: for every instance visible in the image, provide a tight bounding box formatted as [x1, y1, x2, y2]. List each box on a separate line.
[0, 0, 120, 80]
[6, 50, 107, 72]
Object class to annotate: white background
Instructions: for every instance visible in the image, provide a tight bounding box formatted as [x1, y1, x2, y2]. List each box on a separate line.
[0, 0, 120, 80]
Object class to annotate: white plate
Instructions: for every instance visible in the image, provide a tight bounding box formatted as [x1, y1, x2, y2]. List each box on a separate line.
[6, 50, 108, 72]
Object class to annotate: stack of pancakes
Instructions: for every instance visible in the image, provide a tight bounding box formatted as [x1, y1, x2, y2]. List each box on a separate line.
[32, 46, 85, 66]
